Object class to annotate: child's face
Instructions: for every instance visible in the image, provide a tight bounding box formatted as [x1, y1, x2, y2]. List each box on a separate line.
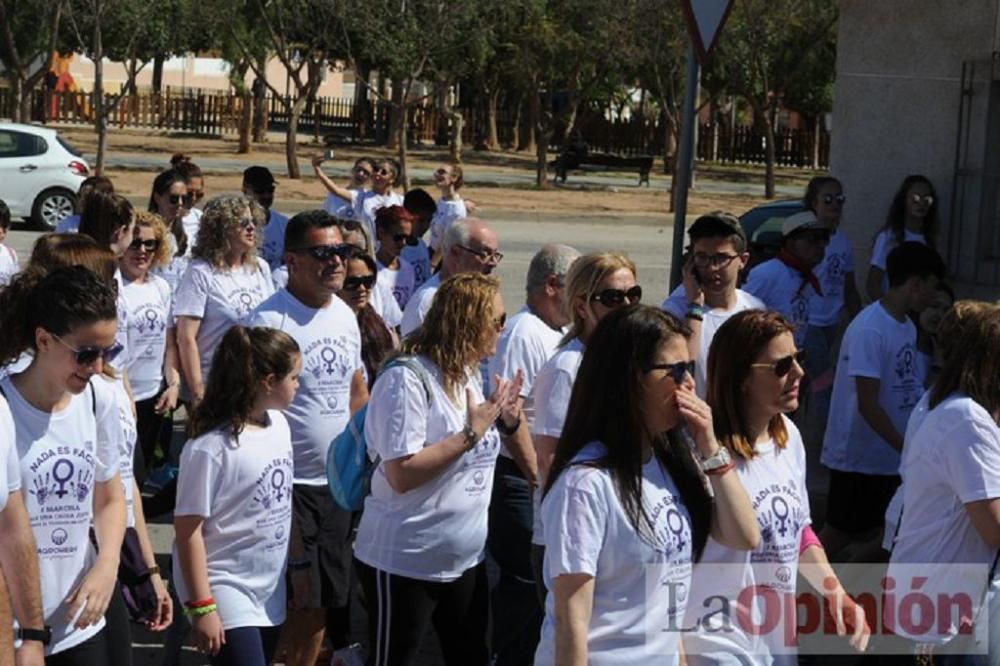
[0, 225, 8, 243]
[919, 290, 953, 337]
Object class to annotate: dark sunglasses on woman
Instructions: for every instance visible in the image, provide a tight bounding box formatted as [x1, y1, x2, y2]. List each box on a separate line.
[645, 360, 695, 384]
[52, 333, 124, 366]
[167, 193, 195, 206]
[590, 285, 642, 308]
[751, 350, 807, 378]
[128, 238, 160, 252]
[342, 274, 376, 291]
[822, 193, 846, 205]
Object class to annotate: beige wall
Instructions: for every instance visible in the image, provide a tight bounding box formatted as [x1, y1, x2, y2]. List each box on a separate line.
[67, 54, 350, 99]
[830, 0, 1000, 296]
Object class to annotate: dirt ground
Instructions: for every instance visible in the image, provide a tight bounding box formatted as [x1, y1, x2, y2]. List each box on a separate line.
[61, 126, 809, 218]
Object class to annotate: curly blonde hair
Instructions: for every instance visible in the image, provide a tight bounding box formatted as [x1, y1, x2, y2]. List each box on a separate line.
[402, 273, 500, 399]
[131, 211, 172, 270]
[192, 193, 265, 270]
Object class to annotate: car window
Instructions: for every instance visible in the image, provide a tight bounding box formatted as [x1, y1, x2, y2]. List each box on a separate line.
[0, 130, 47, 158]
[57, 136, 82, 157]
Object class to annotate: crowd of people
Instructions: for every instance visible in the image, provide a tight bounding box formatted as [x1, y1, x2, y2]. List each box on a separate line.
[0, 154, 996, 666]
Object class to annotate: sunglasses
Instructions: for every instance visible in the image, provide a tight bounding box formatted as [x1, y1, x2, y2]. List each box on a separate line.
[393, 233, 419, 246]
[190, 190, 205, 202]
[375, 168, 391, 176]
[239, 217, 256, 230]
[591, 285, 643, 308]
[128, 238, 160, 252]
[52, 333, 124, 366]
[342, 274, 376, 291]
[822, 193, 846, 205]
[292, 243, 352, 262]
[167, 194, 195, 206]
[910, 194, 934, 206]
[493, 312, 507, 331]
[646, 360, 695, 384]
[750, 350, 807, 377]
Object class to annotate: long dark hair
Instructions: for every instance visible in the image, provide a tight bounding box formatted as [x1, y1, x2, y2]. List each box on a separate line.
[187, 325, 300, 441]
[79, 191, 133, 248]
[881, 174, 938, 248]
[545, 305, 712, 561]
[148, 168, 189, 256]
[343, 249, 395, 387]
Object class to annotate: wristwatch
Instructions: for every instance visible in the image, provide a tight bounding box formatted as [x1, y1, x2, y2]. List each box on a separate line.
[462, 424, 479, 449]
[699, 446, 732, 473]
[15, 626, 51, 646]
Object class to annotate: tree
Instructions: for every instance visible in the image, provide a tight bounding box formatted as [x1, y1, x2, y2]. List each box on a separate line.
[0, 0, 64, 122]
[714, 0, 838, 197]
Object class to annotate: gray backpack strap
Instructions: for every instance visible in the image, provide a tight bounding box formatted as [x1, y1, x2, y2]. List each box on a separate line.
[383, 355, 434, 405]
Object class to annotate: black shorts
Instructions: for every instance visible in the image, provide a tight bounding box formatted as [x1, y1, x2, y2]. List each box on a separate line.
[824, 469, 901, 534]
[291, 483, 354, 609]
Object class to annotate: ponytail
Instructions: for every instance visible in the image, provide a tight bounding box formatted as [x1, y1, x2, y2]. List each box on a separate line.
[187, 325, 300, 441]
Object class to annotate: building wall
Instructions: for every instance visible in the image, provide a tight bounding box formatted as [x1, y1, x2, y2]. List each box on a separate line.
[830, 0, 1000, 296]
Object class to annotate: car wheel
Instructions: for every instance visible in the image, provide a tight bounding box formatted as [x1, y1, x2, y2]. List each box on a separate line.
[31, 188, 77, 230]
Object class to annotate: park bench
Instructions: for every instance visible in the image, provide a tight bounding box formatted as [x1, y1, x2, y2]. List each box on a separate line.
[551, 149, 654, 186]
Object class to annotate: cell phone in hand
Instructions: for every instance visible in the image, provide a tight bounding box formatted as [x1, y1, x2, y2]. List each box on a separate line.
[324, 148, 335, 161]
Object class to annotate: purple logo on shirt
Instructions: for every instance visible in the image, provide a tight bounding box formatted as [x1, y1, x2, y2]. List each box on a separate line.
[51, 528, 68, 546]
[135, 307, 166, 334]
[666, 508, 688, 551]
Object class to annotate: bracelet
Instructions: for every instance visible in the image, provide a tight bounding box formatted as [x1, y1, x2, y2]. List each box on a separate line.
[685, 311, 704, 322]
[185, 597, 216, 609]
[146, 565, 160, 576]
[704, 461, 736, 477]
[686, 303, 707, 321]
[495, 413, 521, 437]
[183, 603, 218, 618]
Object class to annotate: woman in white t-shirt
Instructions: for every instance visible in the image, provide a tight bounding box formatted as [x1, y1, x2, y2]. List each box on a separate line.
[335, 248, 397, 387]
[0, 200, 19, 286]
[119, 212, 181, 484]
[536, 305, 759, 666]
[149, 169, 194, 295]
[355, 273, 523, 665]
[429, 162, 467, 255]
[313, 155, 375, 220]
[174, 325, 300, 665]
[175, 194, 274, 405]
[0, 266, 127, 663]
[866, 174, 938, 300]
[683, 309, 869, 664]
[311, 155, 403, 241]
[886, 303, 1000, 659]
[374, 205, 419, 310]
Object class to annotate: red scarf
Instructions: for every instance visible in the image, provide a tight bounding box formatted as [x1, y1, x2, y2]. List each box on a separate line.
[777, 249, 823, 297]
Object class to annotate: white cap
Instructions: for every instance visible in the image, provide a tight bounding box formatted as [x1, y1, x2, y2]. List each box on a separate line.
[781, 211, 831, 237]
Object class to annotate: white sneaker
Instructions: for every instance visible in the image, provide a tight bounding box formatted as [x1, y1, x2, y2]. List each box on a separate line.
[330, 643, 365, 666]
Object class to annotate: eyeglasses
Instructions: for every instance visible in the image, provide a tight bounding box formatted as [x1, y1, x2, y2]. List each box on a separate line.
[342, 274, 376, 291]
[822, 193, 846, 205]
[590, 285, 643, 308]
[750, 350, 807, 377]
[238, 217, 256, 230]
[692, 252, 740, 269]
[393, 233, 419, 247]
[167, 194, 195, 206]
[493, 312, 507, 331]
[51, 333, 124, 366]
[292, 244, 352, 262]
[127, 238, 160, 252]
[457, 244, 504, 263]
[645, 360, 695, 384]
[910, 194, 934, 206]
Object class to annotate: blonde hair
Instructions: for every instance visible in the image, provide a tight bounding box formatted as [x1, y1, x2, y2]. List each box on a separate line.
[402, 273, 500, 399]
[561, 251, 637, 345]
[132, 211, 172, 270]
[930, 301, 1000, 413]
[193, 193, 265, 270]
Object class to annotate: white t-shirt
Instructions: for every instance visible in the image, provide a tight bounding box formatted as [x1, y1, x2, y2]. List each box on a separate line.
[173, 412, 293, 630]
[3, 376, 121, 655]
[883, 390, 932, 552]
[535, 441, 692, 666]
[662, 287, 764, 397]
[248, 289, 363, 486]
[376, 256, 417, 310]
[810, 230, 856, 327]
[153, 234, 190, 296]
[886, 393, 1000, 644]
[429, 197, 467, 250]
[744, 258, 817, 349]
[173, 258, 274, 388]
[182, 208, 203, 254]
[400, 239, 432, 288]
[821, 302, 927, 475]
[322, 191, 358, 220]
[260, 210, 289, 270]
[0, 395, 22, 513]
[55, 214, 80, 233]
[685, 418, 811, 660]
[354, 357, 502, 581]
[112, 271, 130, 374]
[367, 277, 403, 329]
[354, 191, 404, 242]
[0, 244, 18, 286]
[121, 274, 172, 401]
[103, 377, 137, 528]
[870, 228, 926, 270]
[399, 273, 441, 337]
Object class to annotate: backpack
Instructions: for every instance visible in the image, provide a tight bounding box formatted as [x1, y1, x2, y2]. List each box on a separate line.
[326, 356, 434, 511]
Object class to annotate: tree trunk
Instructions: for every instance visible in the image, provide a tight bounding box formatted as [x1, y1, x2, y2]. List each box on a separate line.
[812, 114, 821, 170]
[398, 104, 411, 191]
[510, 93, 523, 151]
[535, 90, 552, 188]
[485, 87, 500, 150]
[448, 106, 464, 162]
[763, 102, 776, 199]
[387, 82, 404, 150]
[238, 89, 252, 153]
[353, 60, 371, 140]
[520, 90, 537, 153]
[10, 77, 25, 123]
[152, 54, 164, 93]
[286, 96, 307, 179]
[93, 11, 107, 176]
[252, 56, 268, 143]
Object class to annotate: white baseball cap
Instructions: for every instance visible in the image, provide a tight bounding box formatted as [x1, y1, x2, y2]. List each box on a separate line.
[781, 211, 832, 237]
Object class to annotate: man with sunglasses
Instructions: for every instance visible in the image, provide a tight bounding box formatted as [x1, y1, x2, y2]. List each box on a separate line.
[819, 242, 945, 561]
[401, 217, 502, 336]
[374, 205, 419, 310]
[662, 213, 764, 397]
[243, 166, 290, 271]
[248, 210, 368, 666]
[744, 210, 832, 352]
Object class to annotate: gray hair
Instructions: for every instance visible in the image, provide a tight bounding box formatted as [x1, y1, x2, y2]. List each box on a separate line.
[526, 244, 581, 294]
[441, 217, 478, 254]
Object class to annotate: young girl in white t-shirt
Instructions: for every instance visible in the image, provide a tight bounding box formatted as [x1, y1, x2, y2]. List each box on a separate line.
[0, 199, 19, 286]
[429, 162, 468, 255]
[866, 174, 937, 300]
[174, 325, 301, 665]
[374, 205, 419, 310]
[0, 266, 127, 663]
[683, 309, 869, 664]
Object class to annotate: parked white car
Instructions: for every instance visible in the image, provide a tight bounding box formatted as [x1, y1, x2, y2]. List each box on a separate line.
[0, 122, 88, 229]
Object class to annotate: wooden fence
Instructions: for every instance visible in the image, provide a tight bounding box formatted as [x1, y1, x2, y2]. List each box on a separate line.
[0, 87, 830, 169]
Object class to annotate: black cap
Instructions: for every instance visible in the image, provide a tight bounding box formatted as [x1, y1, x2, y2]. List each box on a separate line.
[243, 166, 276, 191]
[688, 212, 747, 247]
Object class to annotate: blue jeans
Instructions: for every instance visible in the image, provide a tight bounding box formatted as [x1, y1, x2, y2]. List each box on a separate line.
[487, 457, 542, 666]
[210, 625, 282, 666]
